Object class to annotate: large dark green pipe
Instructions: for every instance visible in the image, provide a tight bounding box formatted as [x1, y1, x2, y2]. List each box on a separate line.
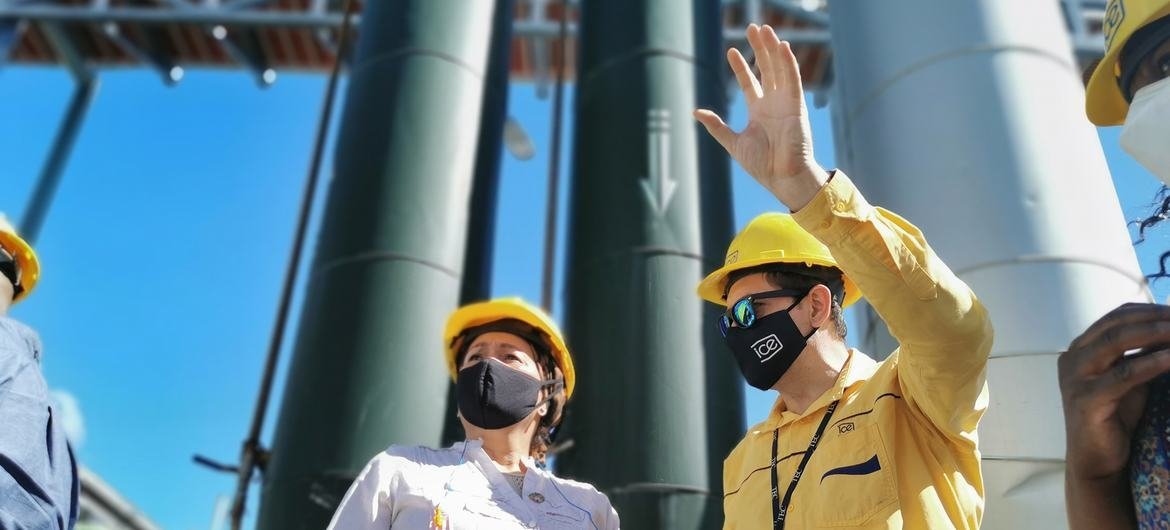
[256, 1, 496, 528]
[442, 0, 517, 447]
[557, 1, 740, 528]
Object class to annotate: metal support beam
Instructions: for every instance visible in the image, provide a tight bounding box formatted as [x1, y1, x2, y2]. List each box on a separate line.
[102, 22, 182, 84]
[210, 25, 274, 86]
[528, 0, 551, 98]
[0, 5, 833, 42]
[0, 18, 20, 68]
[309, 0, 338, 58]
[20, 78, 98, 244]
[157, 0, 272, 85]
[38, 21, 91, 81]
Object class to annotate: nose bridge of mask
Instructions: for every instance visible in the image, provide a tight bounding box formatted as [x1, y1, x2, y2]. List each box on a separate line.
[481, 357, 563, 407]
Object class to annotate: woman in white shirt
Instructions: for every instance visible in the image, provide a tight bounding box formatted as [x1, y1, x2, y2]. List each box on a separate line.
[327, 297, 620, 529]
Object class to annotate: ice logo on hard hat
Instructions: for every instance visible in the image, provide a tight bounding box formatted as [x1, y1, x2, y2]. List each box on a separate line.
[1104, 0, 1126, 48]
[751, 334, 783, 363]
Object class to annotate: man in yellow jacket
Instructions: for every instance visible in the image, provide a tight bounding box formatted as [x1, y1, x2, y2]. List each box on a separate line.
[692, 24, 994, 529]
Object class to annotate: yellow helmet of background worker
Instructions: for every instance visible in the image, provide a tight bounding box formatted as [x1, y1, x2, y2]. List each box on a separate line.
[697, 213, 862, 308]
[0, 214, 40, 303]
[1086, 0, 1170, 125]
[444, 297, 577, 398]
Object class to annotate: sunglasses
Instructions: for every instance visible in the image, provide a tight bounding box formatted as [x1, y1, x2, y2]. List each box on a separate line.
[718, 288, 806, 337]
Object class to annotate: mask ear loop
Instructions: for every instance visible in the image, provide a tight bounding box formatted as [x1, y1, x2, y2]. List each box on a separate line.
[785, 291, 821, 341]
[533, 377, 565, 412]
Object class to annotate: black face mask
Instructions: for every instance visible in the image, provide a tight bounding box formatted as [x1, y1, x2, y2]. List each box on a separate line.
[722, 296, 817, 391]
[456, 359, 561, 430]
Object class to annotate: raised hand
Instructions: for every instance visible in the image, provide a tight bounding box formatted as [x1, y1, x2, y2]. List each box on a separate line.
[1058, 303, 1170, 482]
[1058, 303, 1170, 528]
[694, 24, 829, 211]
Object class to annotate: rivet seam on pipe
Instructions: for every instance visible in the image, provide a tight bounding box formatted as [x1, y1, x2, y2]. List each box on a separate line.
[352, 47, 485, 80]
[314, 251, 461, 280]
[846, 44, 1079, 125]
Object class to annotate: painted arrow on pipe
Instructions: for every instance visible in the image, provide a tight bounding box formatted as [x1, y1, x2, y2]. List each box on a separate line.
[640, 109, 677, 216]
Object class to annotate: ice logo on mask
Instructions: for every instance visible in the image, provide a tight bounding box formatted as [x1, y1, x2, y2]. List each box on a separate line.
[751, 334, 783, 362]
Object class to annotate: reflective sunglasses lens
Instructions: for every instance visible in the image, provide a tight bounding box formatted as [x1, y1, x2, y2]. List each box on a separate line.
[718, 315, 731, 337]
[733, 299, 756, 328]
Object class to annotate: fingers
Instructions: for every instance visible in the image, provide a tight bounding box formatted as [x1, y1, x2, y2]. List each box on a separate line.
[764, 25, 805, 103]
[693, 109, 737, 154]
[1091, 347, 1170, 403]
[728, 48, 762, 101]
[1070, 303, 1170, 350]
[1065, 317, 1170, 376]
[746, 24, 776, 90]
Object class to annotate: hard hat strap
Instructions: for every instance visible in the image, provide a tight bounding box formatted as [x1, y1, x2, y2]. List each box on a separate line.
[0, 248, 20, 299]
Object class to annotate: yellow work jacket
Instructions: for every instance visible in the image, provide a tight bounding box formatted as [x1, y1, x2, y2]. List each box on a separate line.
[722, 173, 993, 530]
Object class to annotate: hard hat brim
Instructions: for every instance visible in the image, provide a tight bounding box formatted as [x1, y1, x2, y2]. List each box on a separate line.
[697, 255, 863, 309]
[0, 231, 39, 302]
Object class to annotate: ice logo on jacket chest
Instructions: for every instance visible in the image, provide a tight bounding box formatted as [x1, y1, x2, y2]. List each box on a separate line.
[751, 334, 783, 362]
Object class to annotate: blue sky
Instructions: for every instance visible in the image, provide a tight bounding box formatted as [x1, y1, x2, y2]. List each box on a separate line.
[1, 64, 1168, 530]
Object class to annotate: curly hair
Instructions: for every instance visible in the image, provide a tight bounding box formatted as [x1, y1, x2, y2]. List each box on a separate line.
[1128, 186, 1170, 282]
[529, 352, 566, 466]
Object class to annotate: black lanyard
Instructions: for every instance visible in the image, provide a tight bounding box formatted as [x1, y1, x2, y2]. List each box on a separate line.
[771, 399, 839, 530]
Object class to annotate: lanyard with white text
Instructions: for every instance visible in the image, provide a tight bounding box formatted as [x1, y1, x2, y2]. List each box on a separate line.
[771, 399, 839, 530]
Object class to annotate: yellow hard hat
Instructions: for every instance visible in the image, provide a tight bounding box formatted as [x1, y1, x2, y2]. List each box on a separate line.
[1086, 0, 1170, 125]
[0, 215, 39, 303]
[444, 297, 577, 398]
[697, 212, 861, 308]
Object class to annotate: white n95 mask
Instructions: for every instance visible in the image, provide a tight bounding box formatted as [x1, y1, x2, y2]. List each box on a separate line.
[1121, 76, 1170, 186]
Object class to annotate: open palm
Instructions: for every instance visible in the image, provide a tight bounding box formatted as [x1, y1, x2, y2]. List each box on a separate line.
[695, 24, 822, 206]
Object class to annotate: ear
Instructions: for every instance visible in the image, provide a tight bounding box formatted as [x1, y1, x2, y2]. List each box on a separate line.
[806, 284, 834, 329]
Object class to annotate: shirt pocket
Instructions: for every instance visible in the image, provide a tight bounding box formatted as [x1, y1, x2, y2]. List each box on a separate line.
[537, 501, 589, 530]
[461, 496, 533, 529]
[811, 423, 898, 527]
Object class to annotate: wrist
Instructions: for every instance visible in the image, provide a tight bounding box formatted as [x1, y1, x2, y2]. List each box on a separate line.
[770, 165, 830, 212]
[1066, 471, 1135, 530]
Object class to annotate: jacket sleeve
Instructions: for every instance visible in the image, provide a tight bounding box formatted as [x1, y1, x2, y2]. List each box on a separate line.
[600, 500, 621, 530]
[326, 452, 398, 530]
[791, 172, 994, 442]
[0, 319, 71, 530]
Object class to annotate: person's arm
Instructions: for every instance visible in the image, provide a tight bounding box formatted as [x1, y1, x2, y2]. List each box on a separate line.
[600, 500, 621, 530]
[326, 452, 398, 530]
[694, 23, 992, 438]
[791, 174, 993, 438]
[0, 321, 64, 529]
[1058, 303, 1170, 529]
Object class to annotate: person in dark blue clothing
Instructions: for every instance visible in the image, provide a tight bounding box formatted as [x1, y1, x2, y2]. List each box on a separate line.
[0, 214, 78, 530]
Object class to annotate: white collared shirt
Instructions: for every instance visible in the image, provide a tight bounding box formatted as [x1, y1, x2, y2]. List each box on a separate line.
[327, 440, 620, 529]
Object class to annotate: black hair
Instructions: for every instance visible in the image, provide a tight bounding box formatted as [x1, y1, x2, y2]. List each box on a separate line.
[723, 263, 848, 339]
[1130, 186, 1170, 282]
